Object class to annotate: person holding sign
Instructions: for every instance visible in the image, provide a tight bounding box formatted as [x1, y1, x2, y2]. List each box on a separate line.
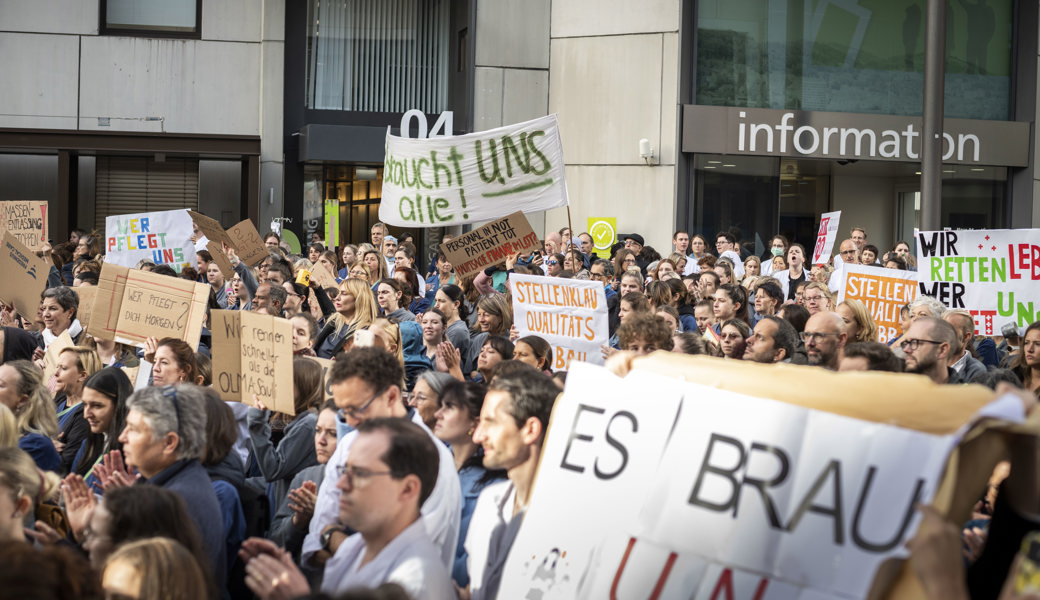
[313, 279, 379, 359]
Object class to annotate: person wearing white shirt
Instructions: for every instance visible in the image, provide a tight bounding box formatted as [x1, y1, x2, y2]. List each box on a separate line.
[829, 239, 859, 293]
[302, 347, 461, 573]
[241, 418, 454, 600]
[463, 364, 559, 600]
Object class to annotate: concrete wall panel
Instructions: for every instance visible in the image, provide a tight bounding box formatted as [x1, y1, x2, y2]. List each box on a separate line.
[203, 0, 263, 42]
[473, 67, 505, 130]
[551, 0, 679, 38]
[475, 0, 550, 69]
[78, 36, 261, 135]
[502, 68, 549, 125]
[0, 0, 99, 35]
[0, 33, 80, 129]
[550, 34, 665, 165]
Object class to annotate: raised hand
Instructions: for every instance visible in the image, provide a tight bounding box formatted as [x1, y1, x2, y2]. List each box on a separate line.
[93, 450, 137, 491]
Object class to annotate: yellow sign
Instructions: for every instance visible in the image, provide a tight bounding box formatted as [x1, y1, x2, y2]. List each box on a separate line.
[587, 217, 616, 258]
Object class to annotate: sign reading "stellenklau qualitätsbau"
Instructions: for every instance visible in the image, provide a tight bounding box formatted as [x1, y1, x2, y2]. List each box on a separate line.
[379, 114, 569, 227]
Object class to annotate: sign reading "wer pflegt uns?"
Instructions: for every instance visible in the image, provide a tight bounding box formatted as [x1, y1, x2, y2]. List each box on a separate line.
[379, 115, 569, 227]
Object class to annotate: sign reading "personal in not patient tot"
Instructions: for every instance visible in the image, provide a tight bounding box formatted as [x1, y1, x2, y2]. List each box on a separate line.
[440, 211, 540, 280]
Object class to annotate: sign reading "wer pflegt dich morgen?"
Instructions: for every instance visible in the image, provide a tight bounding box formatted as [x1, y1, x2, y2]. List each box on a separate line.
[379, 115, 569, 227]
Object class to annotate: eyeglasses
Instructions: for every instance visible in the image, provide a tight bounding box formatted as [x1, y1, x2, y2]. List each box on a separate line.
[900, 338, 943, 352]
[840, 249, 857, 255]
[803, 294, 825, 303]
[335, 464, 396, 486]
[800, 332, 841, 343]
[336, 386, 388, 421]
[162, 386, 182, 438]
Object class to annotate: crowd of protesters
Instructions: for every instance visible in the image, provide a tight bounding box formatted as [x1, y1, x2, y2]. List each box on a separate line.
[0, 219, 1037, 599]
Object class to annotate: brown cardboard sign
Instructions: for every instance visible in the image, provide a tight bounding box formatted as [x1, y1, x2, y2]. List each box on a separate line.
[0, 232, 50, 319]
[187, 210, 231, 246]
[440, 211, 541, 279]
[87, 263, 209, 348]
[310, 263, 338, 290]
[206, 241, 234, 280]
[41, 331, 74, 389]
[227, 219, 269, 267]
[306, 356, 335, 402]
[211, 310, 295, 415]
[0, 201, 48, 249]
[75, 286, 98, 332]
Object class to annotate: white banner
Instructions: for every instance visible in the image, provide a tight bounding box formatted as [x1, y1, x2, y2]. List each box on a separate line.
[510, 273, 608, 371]
[812, 210, 841, 266]
[105, 209, 196, 272]
[500, 362, 965, 600]
[916, 228, 1040, 334]
[379, 114, 569, 227]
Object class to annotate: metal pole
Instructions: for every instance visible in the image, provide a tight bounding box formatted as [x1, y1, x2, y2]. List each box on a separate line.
[920, 0, 946, 231]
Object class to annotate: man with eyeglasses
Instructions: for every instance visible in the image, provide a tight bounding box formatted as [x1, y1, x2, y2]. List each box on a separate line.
[901, 316, 961, 384]
[802, 311, 847, 370]
[302, 347, 461, 575]
[829, 239, 859, 292]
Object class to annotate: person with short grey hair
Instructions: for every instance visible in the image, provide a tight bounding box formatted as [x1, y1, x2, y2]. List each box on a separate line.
[409, 370, 457, 429]
[908, 295, 947, 321]
[38, 286, 84, 347]
[113, 384, 226, 586]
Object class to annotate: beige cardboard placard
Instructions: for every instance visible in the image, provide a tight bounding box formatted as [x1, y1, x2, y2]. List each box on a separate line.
[310, 263, 338, 290]
[0, 201, 48, 249]
[87, 263, 209, 348]
[41, 331, 74, 388]
[211, 310, 295, 415]
[75, 286, 98, 333]
[0, 232, 50, 319]
[306, 356, 335, 402]
[227, 219, 268, 267]
[440, 211, 540, 280]
[206, 241, 234, 280]
[187, 210, 231, 246]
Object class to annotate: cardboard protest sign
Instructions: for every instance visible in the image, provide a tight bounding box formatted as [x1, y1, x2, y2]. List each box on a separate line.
[0, 201, 48, 248]
[510, 273, 608, 370]
[0, 232, 50, 319]
[306, 356, 335, 402]
[87, 263, 209, 348]
[105, 209, 196, 272]
[440, 211, 540, 280]
[838, 264, 918, 344]
[227, 219, 269, 267]
[206, 241, 234, 280]
[916, 228, 1040, 333]
[211, 310, 294, 415]
[309, 263, 338, 290]
[587, 217, 616, 259]
[502, 356, 1011, 600]
[187, 210, 231, 246]
[812, 210, 841, 265]
[41, 331, 74, 388]
[380, 114, 569, 227]
[75, 286, 98, 333]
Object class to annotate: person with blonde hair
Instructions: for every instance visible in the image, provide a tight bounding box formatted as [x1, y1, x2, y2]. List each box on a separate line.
[802, 281, 834, 316]
[0, 361, 59, 471]
[54, 346, 103, 474]
[837, 299, 879, 344]
[103, 537, 211, 600]
[0, 404, 18, 448]
[314, 277, 379, 359]
[0, 447, 60, 543]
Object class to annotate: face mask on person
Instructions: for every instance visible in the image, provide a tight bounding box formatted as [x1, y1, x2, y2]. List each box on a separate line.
[771, 247, 784, 257]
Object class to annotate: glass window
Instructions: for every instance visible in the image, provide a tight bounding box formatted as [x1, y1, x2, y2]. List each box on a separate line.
[696, 0, 1012, 120]
[306, 0, 451, 112]
[102, 0, 200, 37]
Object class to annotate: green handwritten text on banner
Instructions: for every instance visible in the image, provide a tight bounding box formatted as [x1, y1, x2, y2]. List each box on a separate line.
[379, 114, 569, 227]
